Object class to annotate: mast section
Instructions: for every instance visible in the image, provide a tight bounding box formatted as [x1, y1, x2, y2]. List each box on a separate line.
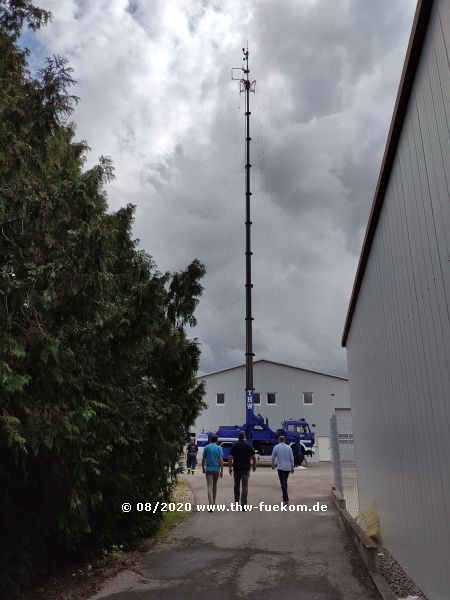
[232, 45, 256, 421]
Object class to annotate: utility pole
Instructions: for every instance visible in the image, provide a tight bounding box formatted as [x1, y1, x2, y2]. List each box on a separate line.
[232, 45, 256, 422]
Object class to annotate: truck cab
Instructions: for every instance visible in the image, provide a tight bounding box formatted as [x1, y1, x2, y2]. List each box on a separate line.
[281, 418, 315, 464]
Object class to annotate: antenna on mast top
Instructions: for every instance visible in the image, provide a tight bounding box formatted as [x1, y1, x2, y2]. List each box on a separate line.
[231, 43, 256, 93]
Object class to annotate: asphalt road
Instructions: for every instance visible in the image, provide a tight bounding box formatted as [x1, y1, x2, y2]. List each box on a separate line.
[91, 464, 379, 600]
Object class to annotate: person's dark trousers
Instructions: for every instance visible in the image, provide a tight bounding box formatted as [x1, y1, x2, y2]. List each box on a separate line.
[277, 469, 290, 502]
[187, 453, 197, 472]
[233, 470, 250, 505]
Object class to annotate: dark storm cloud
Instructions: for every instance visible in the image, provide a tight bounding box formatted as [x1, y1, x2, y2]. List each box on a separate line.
[35, 0, 417, 377]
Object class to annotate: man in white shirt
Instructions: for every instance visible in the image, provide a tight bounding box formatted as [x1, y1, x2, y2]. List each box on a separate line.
[271, 435, 294, 505]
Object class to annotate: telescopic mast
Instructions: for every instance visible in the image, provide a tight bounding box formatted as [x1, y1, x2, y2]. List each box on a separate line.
[232, 45, 256, 422]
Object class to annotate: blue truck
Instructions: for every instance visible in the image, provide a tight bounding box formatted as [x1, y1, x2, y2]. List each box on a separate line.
[197, 391, 315, 466]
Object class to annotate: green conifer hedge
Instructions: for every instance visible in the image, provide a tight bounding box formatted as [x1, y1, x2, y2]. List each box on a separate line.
[0, 2, 206, 593]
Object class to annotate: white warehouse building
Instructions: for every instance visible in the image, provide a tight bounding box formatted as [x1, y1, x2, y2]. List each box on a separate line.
[342, 1, 450, 598]
[194, 359, 350, 461]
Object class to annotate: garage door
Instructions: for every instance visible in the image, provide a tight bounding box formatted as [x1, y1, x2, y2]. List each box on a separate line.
[317, 436, 331, 461]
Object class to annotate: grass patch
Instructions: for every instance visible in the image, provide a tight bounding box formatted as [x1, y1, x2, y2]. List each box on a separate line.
[151, 480, 190, 540]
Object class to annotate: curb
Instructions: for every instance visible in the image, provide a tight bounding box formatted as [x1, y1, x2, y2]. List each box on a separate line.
[331, 488, 397, 600]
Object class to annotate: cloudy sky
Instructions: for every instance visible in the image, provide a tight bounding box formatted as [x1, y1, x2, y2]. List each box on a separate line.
[24, 0, 417, 377]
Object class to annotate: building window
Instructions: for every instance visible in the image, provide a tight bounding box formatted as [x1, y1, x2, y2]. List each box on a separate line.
[267, 393, 276, 405]
[253, 392, 261, 405]
[303, 392, 313, 405]
[216, 393, 225, 405]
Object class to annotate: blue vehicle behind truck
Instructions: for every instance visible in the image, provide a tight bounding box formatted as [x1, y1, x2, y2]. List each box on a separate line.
[197, 391, 315, 466]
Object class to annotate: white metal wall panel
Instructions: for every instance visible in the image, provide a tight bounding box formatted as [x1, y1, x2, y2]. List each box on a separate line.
[194, 361, 350, 438]
[346, 1, 450, 596]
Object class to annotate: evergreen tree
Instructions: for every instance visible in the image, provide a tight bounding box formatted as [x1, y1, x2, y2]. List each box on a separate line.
[0, 1, 206, 592]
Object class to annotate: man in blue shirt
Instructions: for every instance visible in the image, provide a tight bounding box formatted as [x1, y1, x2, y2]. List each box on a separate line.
[202, 434, 224, 507]
[271, 435, 294, 504]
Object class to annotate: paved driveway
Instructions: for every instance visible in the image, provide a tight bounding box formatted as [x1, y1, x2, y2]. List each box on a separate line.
[91, 464, 379, 599]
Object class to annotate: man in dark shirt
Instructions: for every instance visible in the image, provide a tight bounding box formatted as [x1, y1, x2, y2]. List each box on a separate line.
[228, 431, 256, 506]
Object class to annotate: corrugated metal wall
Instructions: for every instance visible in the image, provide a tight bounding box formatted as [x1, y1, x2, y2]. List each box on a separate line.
[346, 1, 450, 597]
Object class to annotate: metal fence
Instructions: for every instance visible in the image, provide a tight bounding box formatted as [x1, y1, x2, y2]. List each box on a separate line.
[330, 412, 359, 518]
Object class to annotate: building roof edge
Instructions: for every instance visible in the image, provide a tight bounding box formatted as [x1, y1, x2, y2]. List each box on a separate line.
[197, 359, 348, 381]
[342, 0, 433, 347]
